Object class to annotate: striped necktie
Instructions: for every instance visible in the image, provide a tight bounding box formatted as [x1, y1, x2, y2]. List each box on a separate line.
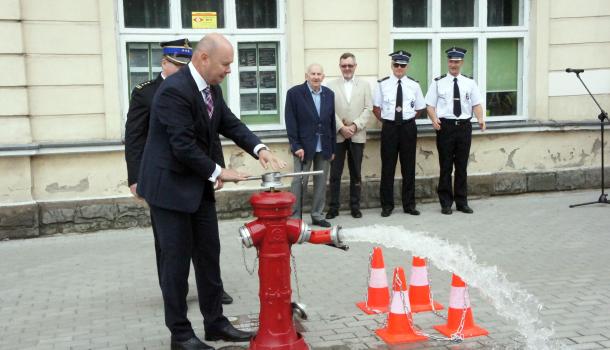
[203, 87, 214, 119]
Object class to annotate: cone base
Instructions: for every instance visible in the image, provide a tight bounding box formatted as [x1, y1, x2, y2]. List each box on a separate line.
[433, 324, 489, 339]
[410, 301, 445, 313]
[249, 332, 309, 350]
[375, 327, 427, 344]
[356, 301, 388, 315]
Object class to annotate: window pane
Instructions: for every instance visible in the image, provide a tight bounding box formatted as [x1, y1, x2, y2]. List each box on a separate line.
[127, 43, 159, 92]
[440, 39, 475, 77]
[488, 0, 520, 26]
[487, 38, 518, 116]
[238, 42, 280, 125]
[182, 0, 225, 28]
[237, 0, 277, 28]
[394, 40, 429, 96]
[123, 0, 169, 28]
[441, 0, 474, 27]
[393, 0, 428, 28]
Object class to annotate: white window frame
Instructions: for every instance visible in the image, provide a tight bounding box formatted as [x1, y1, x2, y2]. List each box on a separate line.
[391, 0, 529, 123]
[117, 0, 287, 135]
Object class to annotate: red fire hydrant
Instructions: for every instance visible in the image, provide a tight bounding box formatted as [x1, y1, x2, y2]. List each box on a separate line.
[239, 190, 347, 350]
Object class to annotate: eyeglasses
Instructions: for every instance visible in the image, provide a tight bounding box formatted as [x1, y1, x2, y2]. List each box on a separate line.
[393, 63, 407, 68]
[340, 64, 355, 68]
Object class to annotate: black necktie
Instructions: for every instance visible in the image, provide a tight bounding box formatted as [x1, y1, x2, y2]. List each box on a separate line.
[395, 79, 403, 123]
[453, 77, 462, 117]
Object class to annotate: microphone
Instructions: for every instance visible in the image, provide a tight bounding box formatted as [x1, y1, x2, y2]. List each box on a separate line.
[566, 68, 585, 74]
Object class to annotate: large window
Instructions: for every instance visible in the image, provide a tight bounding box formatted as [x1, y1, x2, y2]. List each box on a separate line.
[392, 0, 528, 120]
[119, 0, 285, 129]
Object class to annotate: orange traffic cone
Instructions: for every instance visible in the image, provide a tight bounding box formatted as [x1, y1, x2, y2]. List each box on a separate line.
[408, 256, 444, 313]
[376, 267, 427, 344]
[356, 247, 390, 314]
[433, 274, 489, 339]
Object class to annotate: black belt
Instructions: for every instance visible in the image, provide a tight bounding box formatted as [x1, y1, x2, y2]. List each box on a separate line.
[440, 118, 471, 126]
[383, 118, 415, 124]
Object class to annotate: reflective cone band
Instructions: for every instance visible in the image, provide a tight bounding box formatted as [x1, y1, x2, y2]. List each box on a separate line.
[408, 256, 444, 313]
[375, 267, 427, 344]
[433, 274, 489, 339]
[356, 247, 390, 314]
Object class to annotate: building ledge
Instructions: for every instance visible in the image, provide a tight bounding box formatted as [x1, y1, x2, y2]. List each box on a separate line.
[0, 120, 603, 157]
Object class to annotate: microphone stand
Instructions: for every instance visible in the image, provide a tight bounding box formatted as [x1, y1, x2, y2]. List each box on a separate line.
[569, 72, 609, 208]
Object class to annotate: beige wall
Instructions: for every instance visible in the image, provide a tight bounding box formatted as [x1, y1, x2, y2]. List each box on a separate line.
[0, 0, 609, 206]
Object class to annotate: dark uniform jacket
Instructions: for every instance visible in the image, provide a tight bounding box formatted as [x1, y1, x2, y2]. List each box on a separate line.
[124, 74, 225, 187]
[136, 66, 261, 213]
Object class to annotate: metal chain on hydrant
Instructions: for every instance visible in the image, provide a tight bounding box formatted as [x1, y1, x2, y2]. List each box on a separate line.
[290, 252, 302, 302]
[241, 244, 258, 276]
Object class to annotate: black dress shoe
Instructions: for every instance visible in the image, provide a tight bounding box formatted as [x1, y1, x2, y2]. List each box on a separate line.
[312, 219, 331, 227]
[456, 205, 474, 214]
[381, 208, 392, 217]
[351, 209, 362, 218]
[441, 207, 453, 215]
[221, 290, 233, 305]
[171, 336, 214, 350]
[205, 323, 253, 342]
[325, 209, 338, 219]
[403, 208, 420, 216]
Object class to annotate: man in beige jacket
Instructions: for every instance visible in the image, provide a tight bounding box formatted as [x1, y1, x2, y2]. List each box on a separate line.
[326, 53, 373, 219]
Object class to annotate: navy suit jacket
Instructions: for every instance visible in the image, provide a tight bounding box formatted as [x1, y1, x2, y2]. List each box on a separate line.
[285, 82, 336, 161]
[137, 66, 261, 213]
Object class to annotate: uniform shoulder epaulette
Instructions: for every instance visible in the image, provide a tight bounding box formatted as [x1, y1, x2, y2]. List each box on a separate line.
[377, 76, 389, 83]
[407, 76, 419, 83]
[465, 75, 474, 79]
[135, 79, 154, 90]
[434, 74, 447, 81]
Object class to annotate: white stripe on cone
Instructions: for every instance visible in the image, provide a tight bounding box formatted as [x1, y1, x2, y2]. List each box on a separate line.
[409, 266, 429, 287]
[369, 268, 389, 288]
[449, 286, 471, 309]
[390, 290, 411, 314]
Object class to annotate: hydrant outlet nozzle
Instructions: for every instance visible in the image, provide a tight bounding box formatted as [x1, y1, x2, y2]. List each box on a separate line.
[239, 225, 253, 248]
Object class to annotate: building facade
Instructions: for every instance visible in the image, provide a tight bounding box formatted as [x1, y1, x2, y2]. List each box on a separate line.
[1, 0, 609, 238]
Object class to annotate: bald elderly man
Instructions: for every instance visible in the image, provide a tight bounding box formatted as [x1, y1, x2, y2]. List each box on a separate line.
[285, 63, 336, 228]
[137, 33, 286, 350]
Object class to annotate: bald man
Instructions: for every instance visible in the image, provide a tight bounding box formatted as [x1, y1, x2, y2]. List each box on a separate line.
[137, 33, 285, 350]
[285, 64, 336, 227]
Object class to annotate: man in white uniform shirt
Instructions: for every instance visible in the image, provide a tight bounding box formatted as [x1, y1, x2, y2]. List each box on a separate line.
[425, 47, 486, 215]
[326, 53, 372, 219]
[373, 50, 426, 217]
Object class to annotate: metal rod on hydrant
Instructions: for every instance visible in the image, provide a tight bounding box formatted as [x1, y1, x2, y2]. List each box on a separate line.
[239, 190, 347, 350]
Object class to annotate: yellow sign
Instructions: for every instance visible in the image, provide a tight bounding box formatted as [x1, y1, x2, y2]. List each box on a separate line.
[192, 12, 217, 29]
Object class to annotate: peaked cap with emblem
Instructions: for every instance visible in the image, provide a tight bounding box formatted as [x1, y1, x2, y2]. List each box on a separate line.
[160, 38, 192, 65]
[389, 50, 411, 65]
[445, 46, 467, 61]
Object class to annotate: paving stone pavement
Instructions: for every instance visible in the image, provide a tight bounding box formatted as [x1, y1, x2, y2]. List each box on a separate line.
[0, 189, 609, 350]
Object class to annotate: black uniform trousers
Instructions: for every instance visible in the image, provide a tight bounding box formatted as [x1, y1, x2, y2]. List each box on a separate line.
[329, 139, 364, 211]
[436, 119, 472, 208]
[149, 197, 228, 342]
[380, 119, 417, 211]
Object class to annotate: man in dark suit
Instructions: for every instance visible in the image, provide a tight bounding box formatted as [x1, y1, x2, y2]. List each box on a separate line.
[137, 33, 285, 350]
[124, 39, 233, 305]
[285, 63, 336, 227]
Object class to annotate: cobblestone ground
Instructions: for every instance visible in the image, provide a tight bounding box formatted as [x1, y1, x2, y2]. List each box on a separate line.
[1, 190, 609, 350]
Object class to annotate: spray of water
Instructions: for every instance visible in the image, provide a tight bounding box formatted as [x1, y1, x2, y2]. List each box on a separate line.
[343, 225, 566, 350]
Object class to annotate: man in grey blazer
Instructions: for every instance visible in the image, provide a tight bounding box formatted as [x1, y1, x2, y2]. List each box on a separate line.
[326, 53, 372, 219]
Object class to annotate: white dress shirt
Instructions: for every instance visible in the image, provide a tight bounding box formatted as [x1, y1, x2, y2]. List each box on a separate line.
[373, 75, 426, 121]
[425, 73, 482, 120]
